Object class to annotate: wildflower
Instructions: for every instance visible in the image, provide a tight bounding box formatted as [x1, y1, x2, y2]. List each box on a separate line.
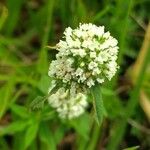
[48, 23, 119, 119]
[49, 23, 119, 88]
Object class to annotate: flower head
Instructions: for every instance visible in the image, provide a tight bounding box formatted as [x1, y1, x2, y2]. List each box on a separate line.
[48, 82, 88, 119]
[48, 23, 119, 119]
[49, 23, 119, 88]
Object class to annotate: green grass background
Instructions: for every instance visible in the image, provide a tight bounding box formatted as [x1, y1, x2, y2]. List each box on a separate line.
[0, 0, 150, 150]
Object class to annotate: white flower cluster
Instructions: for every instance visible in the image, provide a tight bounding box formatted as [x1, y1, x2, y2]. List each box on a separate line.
[48, 23, 119, 119]
[48, 82, 88, 119]
[49, 23, 119, 88]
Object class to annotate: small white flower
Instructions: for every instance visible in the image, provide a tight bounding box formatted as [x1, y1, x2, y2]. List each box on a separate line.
[67, 38, 81, 48]
[64, 27, 72, 36]
[88, 61, 98, 70]
[82, 40, 90, 48]
[90, 52, 96, 58]
[71, 48, 86, 57]
[75, 68, 83, 76]
[87, 78, 95, 87]
[92, 67, 101, 75]
[74, 28, 87, 38]
[57, 40, 68, 50]
[97, 78, 104, 83]
[103, 31, 110, 38]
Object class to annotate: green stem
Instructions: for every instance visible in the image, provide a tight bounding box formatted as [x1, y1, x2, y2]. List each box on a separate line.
[87, 123, 101, 150]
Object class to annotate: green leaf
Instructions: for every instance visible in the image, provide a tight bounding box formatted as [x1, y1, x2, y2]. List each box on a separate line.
[30, 96, 46, 111]
[0, 137, 9, 150]
[0, 77, 15, 119]
[41, 106, 55, 121]
[5, 0, 24, 35]
[0, 5, 8, 31]
[123, 146, 140, 150]
[37, 75, 51, 94]
[101, 87, 115, 96]
[23, 121, 39, 149]
[0, 120, 28, 136]
[37, 0, 55, 74]
[54, 125, 65, 145]
[92, 6, 110, 22]
[39, 122, 56, 150]
[12, 133, 25, 150]
[11, 104, 29, 118]
[90, 84, 105, 125]
[70, 113, 90, 140]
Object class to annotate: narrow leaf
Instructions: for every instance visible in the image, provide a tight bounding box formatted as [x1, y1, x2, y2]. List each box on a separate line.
[123, 146, 140, 150]
[39, 122, 56, 150]
[91, 84, 104, 125]
[0, 5, 8, 31]
[23, 121, 39, 149]
[11, 104, 29, 118]
[0, 120, 28, 136]
[0, 77, 15, 119]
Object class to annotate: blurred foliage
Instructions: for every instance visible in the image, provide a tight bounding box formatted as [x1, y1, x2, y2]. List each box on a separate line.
[0, 0, 150, 150]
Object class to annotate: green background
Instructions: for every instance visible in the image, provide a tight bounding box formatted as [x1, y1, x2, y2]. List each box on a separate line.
[0, 0, 150, 150]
